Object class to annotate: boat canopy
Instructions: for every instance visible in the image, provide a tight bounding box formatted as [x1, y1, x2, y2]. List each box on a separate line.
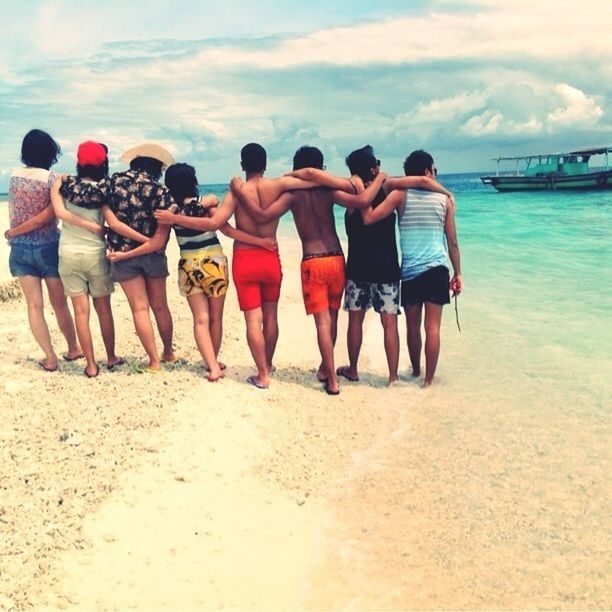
[490, 147, 612, 162]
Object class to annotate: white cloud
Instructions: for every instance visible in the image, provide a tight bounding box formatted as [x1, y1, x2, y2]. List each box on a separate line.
[462, 111, 504, 136]
[546, 84, 604, 130]
[413, 91, 488, 123]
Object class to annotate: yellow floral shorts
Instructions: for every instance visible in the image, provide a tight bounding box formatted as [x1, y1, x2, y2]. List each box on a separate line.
[177, 246, 228, 298]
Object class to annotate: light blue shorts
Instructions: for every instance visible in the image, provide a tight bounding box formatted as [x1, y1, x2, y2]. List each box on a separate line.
[9, 242, 60, 278]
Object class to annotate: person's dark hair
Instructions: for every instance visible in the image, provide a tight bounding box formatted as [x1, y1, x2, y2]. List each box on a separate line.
[345, 145, 377, 183]
[293, 146, 324, 171]
[403, 149, 434, 176]
[164, 163, 199, 204]
[240, 143, 267, 173]
[20, 129, 61, 170]
[130, 156, 163, 180]
[77, 143, 109, 181]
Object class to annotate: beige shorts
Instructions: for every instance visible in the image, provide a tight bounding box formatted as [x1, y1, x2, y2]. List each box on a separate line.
[58, 250, 114, 298]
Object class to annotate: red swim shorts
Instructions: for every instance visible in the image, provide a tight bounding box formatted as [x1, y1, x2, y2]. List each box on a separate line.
[232, 247, 283, 311]
[300, 254, 345, 315]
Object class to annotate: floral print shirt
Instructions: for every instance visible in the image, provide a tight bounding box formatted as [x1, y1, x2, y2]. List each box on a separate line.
[59, 176, 108, 210]
[8, 167, 59, 246]
[105, 169, 175, 252]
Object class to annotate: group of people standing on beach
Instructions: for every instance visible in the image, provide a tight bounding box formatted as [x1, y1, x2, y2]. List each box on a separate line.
[6, 129, 462, 393]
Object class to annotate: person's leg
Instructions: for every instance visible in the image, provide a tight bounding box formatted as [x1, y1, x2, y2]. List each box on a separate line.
[18, 275, 58, 369]
[405, 303, 423, 377]
[338, 309, 365, 381]
[244, 307, 269, 388]
[380, 312, 400, 384]
[423, 302, 443, 386]
[45, 277, 82, 359]
[187, 294, 223, 381]
[208, 294, 226, 363]
[120, 276, 160, 369]
[70, 293, 98, 376]
[261, 300, 279, 372]
[313, 309, 339, 394]
[146, 276, 175, 362]
[92, 295, 122, 367]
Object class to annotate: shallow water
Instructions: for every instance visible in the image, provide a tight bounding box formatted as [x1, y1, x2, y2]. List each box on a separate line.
[301, 174, 611, 608]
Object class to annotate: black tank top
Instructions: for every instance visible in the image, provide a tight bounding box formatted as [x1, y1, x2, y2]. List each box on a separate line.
[344, 187, 400, 283]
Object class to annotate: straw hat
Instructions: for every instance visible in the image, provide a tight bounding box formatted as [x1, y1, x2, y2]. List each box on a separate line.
[120, 143, 175, 168]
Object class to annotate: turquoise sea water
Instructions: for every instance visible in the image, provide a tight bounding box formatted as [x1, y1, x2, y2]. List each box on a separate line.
[203, 174, 611, 412]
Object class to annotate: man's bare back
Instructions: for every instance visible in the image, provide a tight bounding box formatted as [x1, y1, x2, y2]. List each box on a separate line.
[285, 188, 342, 256]
[232, 175, 310, 249]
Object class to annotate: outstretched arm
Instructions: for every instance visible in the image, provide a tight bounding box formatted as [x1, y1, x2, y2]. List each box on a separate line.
[230, 178, 292, 223]
[285, 168, 357, 193]
[50, 178, 104, 236]
[361, 190, 404, 225]
[384, 175, 453, 199]
[106, 224, 171, 262]
[444, 196, 462, 295]
[102, 206, 148, 243]
[219, 223, 277, 251]
[154, 193, 235, 231]
[332, 172, 387, 209]
[4, 205, 55, 240]
[274, 175, 319, 191]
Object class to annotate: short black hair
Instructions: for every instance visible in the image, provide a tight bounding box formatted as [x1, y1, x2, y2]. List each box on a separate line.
[403, 149, 434, 176]
[240, 143, 266, 173]
[130, 156, 164, 180]
[345, 145, 377, 183]
[293, 146, 324, 171]
[21, 129, 61, 170]
[164, 163, 199, 204]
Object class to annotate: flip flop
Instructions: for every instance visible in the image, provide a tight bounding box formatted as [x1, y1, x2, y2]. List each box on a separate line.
[324, 380, 340, 396]
[63, 353, 84, 362]
[38, 360, 58, 372]
[106, 357, 125, 371]
[336, 366, 359, 382]
[84, 365, 100, 379]
[135, 363, 163, 374]
[160, 354, 179, 364]
[246, 375, 268, 390]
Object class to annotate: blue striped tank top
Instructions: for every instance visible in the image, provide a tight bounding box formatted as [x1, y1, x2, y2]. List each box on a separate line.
[398, 189, 448, 281]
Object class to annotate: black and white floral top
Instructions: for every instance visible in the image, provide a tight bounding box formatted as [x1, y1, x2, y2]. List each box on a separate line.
[59, 176, 108, 210]
[105, 169, 174, 252]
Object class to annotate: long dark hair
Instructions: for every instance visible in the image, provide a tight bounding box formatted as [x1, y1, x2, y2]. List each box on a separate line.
[21, 129, 61, 170]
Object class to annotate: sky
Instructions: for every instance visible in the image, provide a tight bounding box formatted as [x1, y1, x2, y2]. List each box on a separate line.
[1, 0, 611, 188]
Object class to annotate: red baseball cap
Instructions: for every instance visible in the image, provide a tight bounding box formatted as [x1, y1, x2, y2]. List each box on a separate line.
[77, 141, 107, 167]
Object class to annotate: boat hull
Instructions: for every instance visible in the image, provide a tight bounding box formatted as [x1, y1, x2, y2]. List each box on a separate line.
[480, 170, 612, 192]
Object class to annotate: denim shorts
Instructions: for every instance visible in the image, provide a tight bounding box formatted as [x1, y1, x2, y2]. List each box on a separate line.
[110, 252, 169, 283]
[9, 242, 60, 278]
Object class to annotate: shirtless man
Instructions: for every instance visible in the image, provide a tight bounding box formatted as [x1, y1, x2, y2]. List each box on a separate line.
[231, 146, 387, 395]
[154, 143, 319, 389]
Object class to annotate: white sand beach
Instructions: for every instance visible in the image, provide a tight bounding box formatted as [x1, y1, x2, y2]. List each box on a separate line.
[1, 202, 610, 610]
